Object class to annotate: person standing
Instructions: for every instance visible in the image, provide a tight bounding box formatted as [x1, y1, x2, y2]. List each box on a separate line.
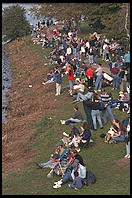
[83, 99, 94, 130]
[124, 51, 130, 70]
[124, 120, 130, 159]
[99, 89, 114, 124]
[94, 63, 103, 91]
[83, 95, 103, 130]
[86, 66, 94, 88]
[111, 63, 120, 90]
[67, 65, 74, 96]
[53, 67, 63, 96]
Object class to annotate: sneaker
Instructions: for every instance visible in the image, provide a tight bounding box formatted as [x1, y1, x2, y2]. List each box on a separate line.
[42, 82, 46, 85]
[35, 162, 42, 169]
[54, 180, 62, 185]
[124, 154, 129, 158]
[127, 154, 130, 159]
[72, 100, 77, 104]
[63, 132, 69, 137]
[76, 148, 80, 152]
[53, 184, 61, 188]
[90, 138, 94, 143]
[60, 120, 65, 124]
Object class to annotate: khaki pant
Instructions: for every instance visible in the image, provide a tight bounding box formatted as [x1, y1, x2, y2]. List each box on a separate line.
[56, 83, 61, 95]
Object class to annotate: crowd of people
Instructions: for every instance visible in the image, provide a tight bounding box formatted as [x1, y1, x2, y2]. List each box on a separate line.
[32, 18, 130, 189]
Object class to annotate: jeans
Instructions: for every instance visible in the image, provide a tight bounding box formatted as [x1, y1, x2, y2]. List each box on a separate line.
[40, 160, 56, 168]
[94, 75, 102, 90]
[91, 110, 103, 130]
[44, 78, 54, 85]
[112, 133, 125, 142]
[109, 62, 115, 72]
[89, 55, 93, 64]
[69, 184, 76, 188]
[126, 82, 130, 90]
[112, 74, 119, 89]
[93, 55, 98, 64]
[126, 141, 130, 155]
[69, 80, 73, 89]
[65, 118, 83, 125]
[102, 50, 107, 60]
[101, 104, 114, 124]
[73, 48, 77, 54]
[62, 172, 73, 184]
[76, 92, 93, 101]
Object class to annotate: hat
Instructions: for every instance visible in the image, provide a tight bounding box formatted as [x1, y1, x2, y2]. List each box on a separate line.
[56, 141, 64, 147]
[76, 78, 80, 82]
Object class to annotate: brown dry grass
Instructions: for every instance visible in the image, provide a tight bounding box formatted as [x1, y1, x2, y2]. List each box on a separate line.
[2, 36, 59, 174]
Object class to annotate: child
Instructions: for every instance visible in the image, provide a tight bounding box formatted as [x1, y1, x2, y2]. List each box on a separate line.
[69, 171, 83, 190]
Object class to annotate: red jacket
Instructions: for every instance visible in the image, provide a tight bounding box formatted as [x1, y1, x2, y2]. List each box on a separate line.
[111, 67, 119, 75]
[68, 68, 74, 80]
[86, 68, 94, 77]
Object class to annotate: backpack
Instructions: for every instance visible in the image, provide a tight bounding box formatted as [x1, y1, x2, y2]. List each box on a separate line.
[82, 170, 96, 185]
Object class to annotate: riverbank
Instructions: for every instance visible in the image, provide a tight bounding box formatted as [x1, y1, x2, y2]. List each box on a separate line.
[2, 35, 130, 195]
[2, 35, 60, 173]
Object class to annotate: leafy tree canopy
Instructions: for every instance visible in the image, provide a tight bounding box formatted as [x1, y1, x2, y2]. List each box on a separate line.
[29, 3, 130, 41]
[2, 4, 31, 41]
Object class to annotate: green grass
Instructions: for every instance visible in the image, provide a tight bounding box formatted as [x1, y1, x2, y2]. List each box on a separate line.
[2, 33, 130, 195]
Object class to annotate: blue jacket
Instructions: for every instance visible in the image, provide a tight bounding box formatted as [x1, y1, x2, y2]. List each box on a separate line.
[53, 72, 62, 84]
[82, 129, 91, 142]
[72, 176, 83, 189]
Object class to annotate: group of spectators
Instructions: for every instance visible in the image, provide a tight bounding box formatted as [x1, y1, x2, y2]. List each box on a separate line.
[33, 18, 130, 190]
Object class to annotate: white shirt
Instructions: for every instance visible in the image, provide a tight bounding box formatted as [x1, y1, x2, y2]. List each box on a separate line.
[66, 47, 72, 55]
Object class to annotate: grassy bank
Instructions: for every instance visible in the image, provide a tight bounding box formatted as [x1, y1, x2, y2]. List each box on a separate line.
[2, 35, 130, 195]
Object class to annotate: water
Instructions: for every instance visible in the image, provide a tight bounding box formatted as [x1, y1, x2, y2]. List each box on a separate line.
[2, 3, 42, 123]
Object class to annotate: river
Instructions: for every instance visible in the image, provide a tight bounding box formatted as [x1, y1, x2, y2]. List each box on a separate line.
[2, 3, 42, 123]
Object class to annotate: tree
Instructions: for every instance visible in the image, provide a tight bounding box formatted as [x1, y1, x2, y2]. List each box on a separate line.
[2, 4, 31, 41]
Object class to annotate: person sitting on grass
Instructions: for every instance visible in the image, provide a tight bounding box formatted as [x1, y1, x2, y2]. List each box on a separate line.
[71, 78, 86, 96]
[72, 87, 95, 104]
[78, 121, 92, 147]
[109, 119, 126, 143]
[62, 123, 81, 152]
[60, 105, 84, 125]
[35, 141, 65, 169]
[68, 171, 83, 190]
[53, 161, 86, 189]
